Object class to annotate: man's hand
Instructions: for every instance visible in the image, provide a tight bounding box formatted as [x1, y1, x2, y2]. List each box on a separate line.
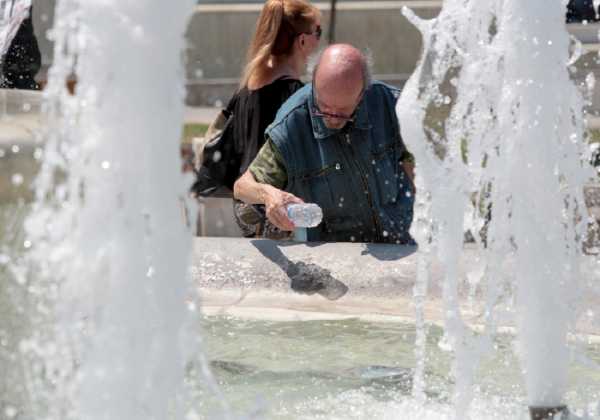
[233, 170, 303, 230]
[261, 185, 304, 231]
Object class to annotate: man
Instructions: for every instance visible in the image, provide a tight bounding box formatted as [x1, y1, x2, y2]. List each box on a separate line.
[234, 44, 415, 244]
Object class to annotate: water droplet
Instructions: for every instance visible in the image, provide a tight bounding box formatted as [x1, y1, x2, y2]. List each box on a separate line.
[11, 145, 20, 154]
[22, 102, 31, 112]
[405, 191, 412, 198]
[195, 68, 204, 79]
[187, 300, 197, 312]
[132, 25, 144, 39]
[4, 406, 17, 418]
[335, 163, 341, 170]
[101, 160, 111, 170]
[214, 99, 223, 108]
[0, 254, 9, 265]
[586, 72, 596, 91]
[23, 240, 32, 249]
[34, 148, 43, 160]
[146, 266, 155, 278]
[213, 151, 222, 162]
[383, 230, 389, 237]
[11, 173, 24, 186]
[0, 149, 4, 158]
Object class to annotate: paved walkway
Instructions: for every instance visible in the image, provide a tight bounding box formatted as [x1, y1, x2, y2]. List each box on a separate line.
[184, 107, 220, 125]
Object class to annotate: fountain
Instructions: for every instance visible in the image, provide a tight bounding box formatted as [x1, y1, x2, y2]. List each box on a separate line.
[2, 0, 209, 419]
[397, 0, 598, 417]
[1, 0, 600, 419]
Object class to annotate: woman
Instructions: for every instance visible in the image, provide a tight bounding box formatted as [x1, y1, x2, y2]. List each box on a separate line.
[195, 0, 321, 238]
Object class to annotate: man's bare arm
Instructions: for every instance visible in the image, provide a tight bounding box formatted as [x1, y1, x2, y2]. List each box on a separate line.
[233, 170, 303, 231]
[233, 170, 271, 204]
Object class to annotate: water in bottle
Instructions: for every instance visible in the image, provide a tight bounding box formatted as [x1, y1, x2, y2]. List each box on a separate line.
[286, 203, 323, 228]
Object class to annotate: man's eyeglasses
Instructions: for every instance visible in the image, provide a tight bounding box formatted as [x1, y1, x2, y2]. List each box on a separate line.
[303, 25, 322, 40]
[313, 89, 364, 124]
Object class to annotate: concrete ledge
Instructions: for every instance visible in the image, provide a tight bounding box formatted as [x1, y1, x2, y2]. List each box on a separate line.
[0, 89, 42, 145]
[0, 90, 44, 202]
[567, 22, 600, 44]
[185, 75, 410, 109]
[192, 238, 600, 337]
[192, 238, 446, 321]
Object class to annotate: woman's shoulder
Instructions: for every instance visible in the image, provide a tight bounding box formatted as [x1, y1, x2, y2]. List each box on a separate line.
[247, 76, 302, 91]
[261, 77, 303, 95]
[270, 77, 304, 90]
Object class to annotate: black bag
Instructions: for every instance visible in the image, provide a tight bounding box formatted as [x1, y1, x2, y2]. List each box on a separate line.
[191, 96, 241, 197]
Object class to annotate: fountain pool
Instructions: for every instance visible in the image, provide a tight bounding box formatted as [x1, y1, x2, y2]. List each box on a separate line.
[187, 315, 600, 419]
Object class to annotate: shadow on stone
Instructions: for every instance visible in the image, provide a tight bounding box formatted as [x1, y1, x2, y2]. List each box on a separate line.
[360, 243, 417, 261]
[251, 240, 349, 301]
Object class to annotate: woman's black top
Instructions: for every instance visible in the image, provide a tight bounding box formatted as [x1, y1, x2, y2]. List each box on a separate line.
[230, 77, 304, 177]
[192, 77, 303, 196]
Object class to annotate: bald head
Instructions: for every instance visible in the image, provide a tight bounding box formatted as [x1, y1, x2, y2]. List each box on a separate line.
[314, 44, 366, 91]
[312, 44, 369, 129]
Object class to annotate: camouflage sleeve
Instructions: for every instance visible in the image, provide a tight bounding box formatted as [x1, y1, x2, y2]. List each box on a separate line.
[248, 138, 288, 190]
[400, 149, 415, 164]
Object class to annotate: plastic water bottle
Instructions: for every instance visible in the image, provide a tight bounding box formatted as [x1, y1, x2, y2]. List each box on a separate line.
[286, 203, 323, 228]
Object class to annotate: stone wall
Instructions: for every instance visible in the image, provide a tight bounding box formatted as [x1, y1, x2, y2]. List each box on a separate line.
[185, 1, 441, 105]
[30, 2, 600, 112]
[31, 1, 442, 105]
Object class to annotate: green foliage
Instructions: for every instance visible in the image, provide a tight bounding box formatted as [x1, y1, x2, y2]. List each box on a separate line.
[182, 123, 208, 145]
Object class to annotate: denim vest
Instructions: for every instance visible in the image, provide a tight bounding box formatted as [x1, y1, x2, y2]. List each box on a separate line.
[267, 82, 415, 244]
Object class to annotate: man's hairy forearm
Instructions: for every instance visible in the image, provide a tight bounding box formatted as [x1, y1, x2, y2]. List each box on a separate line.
[233, 171, 270, 205]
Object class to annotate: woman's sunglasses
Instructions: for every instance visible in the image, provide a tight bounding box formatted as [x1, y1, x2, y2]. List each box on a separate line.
[303, 25, 322, 40]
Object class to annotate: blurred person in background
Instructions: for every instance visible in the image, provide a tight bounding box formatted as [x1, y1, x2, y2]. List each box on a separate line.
[566, 0, 599, 22]
[0, 1, 40, 90]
